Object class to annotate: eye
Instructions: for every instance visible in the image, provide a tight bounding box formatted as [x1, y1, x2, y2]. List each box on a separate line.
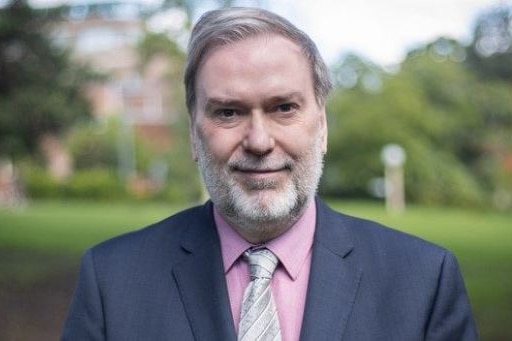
[275, 103, 297, 114]
[215, 108, 238, 119]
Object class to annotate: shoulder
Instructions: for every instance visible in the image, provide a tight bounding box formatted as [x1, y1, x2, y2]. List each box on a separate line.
[87, 202, 214, 264]
[315, 198, 451, 267]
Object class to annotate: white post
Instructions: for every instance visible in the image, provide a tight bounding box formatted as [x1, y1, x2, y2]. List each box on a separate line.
[381, 144, 406, 214]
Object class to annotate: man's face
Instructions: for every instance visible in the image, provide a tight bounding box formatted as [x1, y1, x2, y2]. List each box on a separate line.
[191, 34, 327, 240]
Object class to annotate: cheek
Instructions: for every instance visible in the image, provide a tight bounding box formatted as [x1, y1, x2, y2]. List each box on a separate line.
[196, 124, 242, 161]
[278, 121, 324, 155]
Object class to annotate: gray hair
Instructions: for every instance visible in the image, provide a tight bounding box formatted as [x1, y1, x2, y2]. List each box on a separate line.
[184, 7, 332, 116]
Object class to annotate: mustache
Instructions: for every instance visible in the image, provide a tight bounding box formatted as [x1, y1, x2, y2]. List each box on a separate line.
[228, 157, 293, 172]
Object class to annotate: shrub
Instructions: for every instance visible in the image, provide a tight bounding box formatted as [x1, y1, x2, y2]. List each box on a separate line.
[20, 164, 125, 200]
[20, 164, 60, 199]
[67, 121, 119, 170]
[62, 169, 125, 199]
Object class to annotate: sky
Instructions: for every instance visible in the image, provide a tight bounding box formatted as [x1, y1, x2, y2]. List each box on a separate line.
[265, 0, 509, 65]
[23, 0, 512, 66]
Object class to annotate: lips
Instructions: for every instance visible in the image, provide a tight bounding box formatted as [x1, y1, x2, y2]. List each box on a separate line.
[230, 160, 292, 173]
[229, 160, 293, 182]
[234, 167, 285, 173]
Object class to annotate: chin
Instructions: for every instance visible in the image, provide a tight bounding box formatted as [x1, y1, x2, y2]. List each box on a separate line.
[235, 188, 299, 220]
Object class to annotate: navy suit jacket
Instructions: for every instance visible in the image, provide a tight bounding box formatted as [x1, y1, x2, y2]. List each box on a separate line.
[62, 198, 478, 340]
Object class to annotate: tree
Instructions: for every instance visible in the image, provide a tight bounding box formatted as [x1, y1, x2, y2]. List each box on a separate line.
[467, 4, 512, 81]
[324, 33, 512, 209]
[323, 41, 486, 206]
[137, 31, 202, 201]
[0, 0, 91, 160]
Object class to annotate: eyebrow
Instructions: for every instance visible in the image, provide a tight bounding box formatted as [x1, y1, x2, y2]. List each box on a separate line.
[263, 92, 305, 106]
[203, 92, 306, 112]
[203, 98, 245, 112]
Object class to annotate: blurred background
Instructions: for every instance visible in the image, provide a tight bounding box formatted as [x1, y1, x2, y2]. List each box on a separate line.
[1, 0, 511, 339]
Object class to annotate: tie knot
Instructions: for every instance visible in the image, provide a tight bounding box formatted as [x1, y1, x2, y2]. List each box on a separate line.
[244, 248, 278, 280]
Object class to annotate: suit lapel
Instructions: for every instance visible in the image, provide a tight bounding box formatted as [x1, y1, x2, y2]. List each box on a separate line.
[172, 202, 236, 341]
[300, 199, 363, 341]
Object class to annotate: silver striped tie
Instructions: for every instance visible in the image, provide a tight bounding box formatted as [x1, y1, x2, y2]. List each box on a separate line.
[238, 248, 281, 341]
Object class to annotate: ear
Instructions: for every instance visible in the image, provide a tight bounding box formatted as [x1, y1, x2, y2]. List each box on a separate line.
[189, 121, 199, 162]
[319, 108, 328, 154]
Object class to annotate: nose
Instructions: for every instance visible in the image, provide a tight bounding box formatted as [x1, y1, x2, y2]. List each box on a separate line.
[242, 113, 275, 155]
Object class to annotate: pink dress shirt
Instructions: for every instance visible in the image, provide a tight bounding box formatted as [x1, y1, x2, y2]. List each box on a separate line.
[214, 200, 316, 341]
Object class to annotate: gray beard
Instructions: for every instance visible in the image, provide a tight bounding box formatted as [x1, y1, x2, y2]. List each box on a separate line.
[194, 134, 324, 242]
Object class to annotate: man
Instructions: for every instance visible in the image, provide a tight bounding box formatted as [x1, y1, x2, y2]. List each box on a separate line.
[62, 7, 478, 341]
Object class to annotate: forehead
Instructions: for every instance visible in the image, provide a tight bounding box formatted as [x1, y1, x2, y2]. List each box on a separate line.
[196, 34, 314, 102]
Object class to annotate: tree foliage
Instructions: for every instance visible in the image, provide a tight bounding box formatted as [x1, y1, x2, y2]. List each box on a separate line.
[323, 36, 512, 207]
[467, 4, 512, 81]
[137, 31, 202, 201]
[0, 0, 91, 159]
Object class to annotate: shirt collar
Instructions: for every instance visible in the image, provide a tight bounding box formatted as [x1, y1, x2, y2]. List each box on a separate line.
[214, 199, 316, 281]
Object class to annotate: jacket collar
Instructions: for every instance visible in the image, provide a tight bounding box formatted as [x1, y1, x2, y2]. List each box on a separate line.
[300, 198, 362, 341]
[173, 201, 237, 341]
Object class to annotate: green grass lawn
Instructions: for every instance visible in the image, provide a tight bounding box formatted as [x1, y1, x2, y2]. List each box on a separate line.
[1, 199, 511, 339]
[0, 200, 186, 254]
